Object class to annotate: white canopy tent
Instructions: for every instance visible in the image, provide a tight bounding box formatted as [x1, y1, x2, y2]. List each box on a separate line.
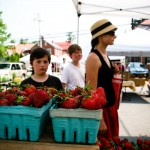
[72, 0, 150, 43]
[19, 54, 60, 64]
[107, 28, 150, 56]
[80, 28, 150, 60]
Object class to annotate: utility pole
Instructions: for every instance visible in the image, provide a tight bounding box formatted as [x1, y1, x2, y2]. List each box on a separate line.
[34, 14, 42, 47]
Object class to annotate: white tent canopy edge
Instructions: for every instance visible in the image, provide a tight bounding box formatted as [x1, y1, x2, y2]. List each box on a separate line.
[107, 28, 150, 57]
[72, 0, 150, 43]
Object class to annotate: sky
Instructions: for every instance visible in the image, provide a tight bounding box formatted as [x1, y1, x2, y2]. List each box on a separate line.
[0, 0, 132, 59]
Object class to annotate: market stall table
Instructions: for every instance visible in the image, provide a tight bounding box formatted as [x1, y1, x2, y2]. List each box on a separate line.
[0, 125, 99, 150]
[122, 80, 136, 100]
[122, 80, 136, 91]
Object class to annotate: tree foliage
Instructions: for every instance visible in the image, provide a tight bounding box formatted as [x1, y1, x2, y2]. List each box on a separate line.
[66, 32, 75, 43]
[0, 11, 11, 58]
[0, 11, 19, 62]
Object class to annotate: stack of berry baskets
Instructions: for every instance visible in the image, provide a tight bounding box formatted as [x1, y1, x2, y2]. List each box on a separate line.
[0, 84, 57, 141]
[49, 86, 106, 144]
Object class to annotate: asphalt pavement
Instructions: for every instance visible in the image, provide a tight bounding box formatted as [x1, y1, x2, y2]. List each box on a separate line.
[119, 86, 150, 141]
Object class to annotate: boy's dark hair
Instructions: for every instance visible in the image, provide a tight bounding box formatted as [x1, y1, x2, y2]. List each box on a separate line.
[30, 47, 51, 65]
[68, 44, 82, 55]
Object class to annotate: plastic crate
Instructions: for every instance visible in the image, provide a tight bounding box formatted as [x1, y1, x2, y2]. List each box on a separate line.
[49, 104, 102, 144]
[0, 98, 54, 141]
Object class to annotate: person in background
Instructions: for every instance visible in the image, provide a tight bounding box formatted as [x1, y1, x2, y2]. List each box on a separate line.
[86, 19, 119, 140]
[46, 63, 52, 75]
[147, 79, 150, 97]
[118, 63, 125, 73]
[61, 44, 85, 90]
[60, 58, 67, 73]
[20, 47, 62, 90]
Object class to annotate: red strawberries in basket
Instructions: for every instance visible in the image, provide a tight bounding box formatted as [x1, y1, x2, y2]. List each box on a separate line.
[60, 97, 79, 109]
[55, 86, 107, 110]
[0, 84, 57, 108]
[81, 87, 107, 110]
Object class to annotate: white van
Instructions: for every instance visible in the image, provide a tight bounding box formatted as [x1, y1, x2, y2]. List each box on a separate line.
[0, 62, 27, 82]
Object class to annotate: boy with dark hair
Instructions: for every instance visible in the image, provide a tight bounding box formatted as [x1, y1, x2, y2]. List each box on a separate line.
[20, 47, 62, 90]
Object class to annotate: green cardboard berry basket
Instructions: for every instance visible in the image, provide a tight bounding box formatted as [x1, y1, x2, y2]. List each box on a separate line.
[49, 104, 102, 144]
[0, 98, 55, 141]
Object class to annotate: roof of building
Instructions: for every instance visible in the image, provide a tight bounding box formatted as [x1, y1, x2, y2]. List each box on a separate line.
[54, 42, 72, 50]
[15, 43, 37, 53]
[141, 20, 150, 25]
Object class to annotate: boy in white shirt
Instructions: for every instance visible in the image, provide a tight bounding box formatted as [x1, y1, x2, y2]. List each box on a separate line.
[61, 44, 85, 90]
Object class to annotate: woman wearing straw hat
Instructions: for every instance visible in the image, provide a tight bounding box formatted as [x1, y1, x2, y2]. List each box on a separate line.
[86, 19, 119, 140]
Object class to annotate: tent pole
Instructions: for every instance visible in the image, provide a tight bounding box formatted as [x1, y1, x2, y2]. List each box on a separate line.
[76, 1, 81, 44]
[77, 13, 81, 44]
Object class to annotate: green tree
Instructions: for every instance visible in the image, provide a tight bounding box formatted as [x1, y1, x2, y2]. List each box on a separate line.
[0, 11, 11, 59]
[66, 32, 75, 43]
[19, 38, 28, 44]
[6, 53, 20, 62]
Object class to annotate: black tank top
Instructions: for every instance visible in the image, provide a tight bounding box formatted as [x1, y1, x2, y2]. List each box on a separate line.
[91, 49, 115, 107]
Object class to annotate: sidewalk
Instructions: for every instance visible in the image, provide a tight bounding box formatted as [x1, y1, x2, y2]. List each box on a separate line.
[119, 86, 150, 141]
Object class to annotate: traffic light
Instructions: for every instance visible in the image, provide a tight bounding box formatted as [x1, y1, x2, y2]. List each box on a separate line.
[131, 18, 146, 30]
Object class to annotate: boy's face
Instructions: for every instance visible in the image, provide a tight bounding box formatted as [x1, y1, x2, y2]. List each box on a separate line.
[70, 50, 82, 61]
[32, 55, 49, 75]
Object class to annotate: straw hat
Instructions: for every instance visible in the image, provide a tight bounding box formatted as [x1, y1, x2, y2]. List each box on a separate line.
[90, 19, 117, 40]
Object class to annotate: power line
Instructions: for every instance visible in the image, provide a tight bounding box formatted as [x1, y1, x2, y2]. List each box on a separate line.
[10, 23, 131, 42]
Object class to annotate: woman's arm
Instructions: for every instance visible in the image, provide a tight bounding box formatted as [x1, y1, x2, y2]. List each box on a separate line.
[86, 53, 100, 91]
[86, 52, 107, 132]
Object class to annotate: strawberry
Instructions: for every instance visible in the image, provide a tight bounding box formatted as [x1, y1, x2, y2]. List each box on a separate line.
[92, 92, 102, 109]
[113, 136, 121, 146]
[60, 97, 79, 109]
[137, 138, 143, 146]
[16, 90, 27, 96]
[96, 87, 105, 94]
[75, 95, 84, 102]
[55, 92, 69, 102]
[28, 92, 35, 103]
[23, 84, 36, 95]
[117, 146, 123, 150]
[5, 89, 14, 94]
[123, 141, 133, 149]
[0, 91, 5, 98]
[95, 87, 107, 107]
[81, 97, 96, 110]
[71, 87, 84, 96]
[4, 93, 16, 105]
[0, 99, 10, 106]
[16, 96, 31, 106]
[47, 87, 57, 95]
[32, 89, 49, 108]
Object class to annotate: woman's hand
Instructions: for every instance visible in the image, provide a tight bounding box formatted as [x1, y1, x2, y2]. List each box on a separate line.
[99, 117, 107, 134]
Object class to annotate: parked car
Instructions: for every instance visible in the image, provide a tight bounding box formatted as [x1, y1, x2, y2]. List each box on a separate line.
[127, 62, 149, 77]
[0, 62, 27, 82]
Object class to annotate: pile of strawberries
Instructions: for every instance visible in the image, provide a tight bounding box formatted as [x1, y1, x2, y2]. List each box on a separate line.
[55, 86, 107, 110]
[97, 137, 150, 150]
[137, 138, 150, 150]
[0, 84, 57, 108]
[97, 137, 135, 150]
